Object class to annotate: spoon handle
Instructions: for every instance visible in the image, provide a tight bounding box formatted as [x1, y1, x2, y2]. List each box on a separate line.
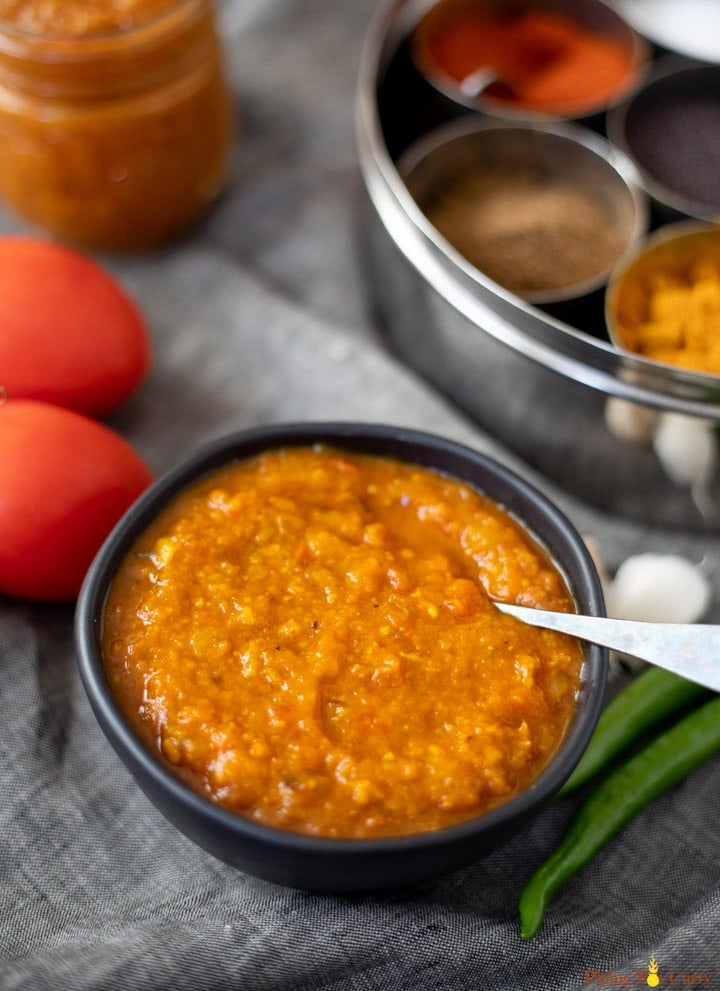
[495, 603, 720, 693]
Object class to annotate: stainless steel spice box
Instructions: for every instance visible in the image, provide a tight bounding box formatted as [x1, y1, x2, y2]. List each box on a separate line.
[355, 0, 720, 529]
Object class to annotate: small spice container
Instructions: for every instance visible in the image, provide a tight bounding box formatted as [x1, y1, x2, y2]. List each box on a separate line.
[607, 62, 720, 223]
[401, 118, 646, 305]
[0, 0, 234, 251]
[411, 0, 648, 120]
[606, 222, 720, 377]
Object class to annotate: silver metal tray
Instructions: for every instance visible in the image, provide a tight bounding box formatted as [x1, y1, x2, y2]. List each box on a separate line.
[355, 0, 720, 528]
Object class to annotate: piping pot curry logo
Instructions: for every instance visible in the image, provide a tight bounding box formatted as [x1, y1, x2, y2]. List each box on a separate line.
[647, 958, 661, 987]
[583, 958, 713, 987]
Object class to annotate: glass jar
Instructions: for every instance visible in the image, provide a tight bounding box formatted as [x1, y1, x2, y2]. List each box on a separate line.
[0, 0, 234, 250]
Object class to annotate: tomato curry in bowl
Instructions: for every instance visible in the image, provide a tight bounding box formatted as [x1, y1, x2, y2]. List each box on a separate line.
[75, 422, 607, 891]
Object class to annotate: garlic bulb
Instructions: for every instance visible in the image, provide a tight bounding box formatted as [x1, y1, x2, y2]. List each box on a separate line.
[604, 552, 712, 674]
[606, 553, 711, 624]
[653, 413, 717, 489]
[604, 396, 660, 445]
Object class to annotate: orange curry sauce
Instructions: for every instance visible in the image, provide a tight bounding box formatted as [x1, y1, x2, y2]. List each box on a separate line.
[102, 447, 583, 839]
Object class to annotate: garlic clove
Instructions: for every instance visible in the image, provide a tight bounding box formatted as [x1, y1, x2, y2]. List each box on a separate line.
[606, 552, 712, 625]
[653, 413, 717, 489]
[604, 396, 660, 445]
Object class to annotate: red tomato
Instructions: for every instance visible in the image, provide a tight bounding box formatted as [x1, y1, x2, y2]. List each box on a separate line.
[0, 236, 150, 416]
[0, 399, 154, 601]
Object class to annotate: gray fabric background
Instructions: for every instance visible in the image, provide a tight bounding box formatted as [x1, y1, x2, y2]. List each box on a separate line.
[1, 1, 718, 987]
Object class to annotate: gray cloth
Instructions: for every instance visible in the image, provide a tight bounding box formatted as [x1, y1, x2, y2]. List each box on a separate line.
[1, 1, 719, 988]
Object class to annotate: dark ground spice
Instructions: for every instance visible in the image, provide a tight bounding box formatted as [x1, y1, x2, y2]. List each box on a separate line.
[421, 166, 624, 297]
[625, 88, 720, 212]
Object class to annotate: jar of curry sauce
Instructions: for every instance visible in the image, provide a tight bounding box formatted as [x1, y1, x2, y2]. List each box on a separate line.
[0, 0, 233, 250]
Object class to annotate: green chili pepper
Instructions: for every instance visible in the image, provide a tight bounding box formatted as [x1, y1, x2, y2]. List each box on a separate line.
[559, 666, 710, 796]
[519, 693, 720, 941]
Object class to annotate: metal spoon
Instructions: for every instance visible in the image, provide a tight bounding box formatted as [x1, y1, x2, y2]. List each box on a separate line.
[494, 601, 720, 692]
[458, 67, 502, 99]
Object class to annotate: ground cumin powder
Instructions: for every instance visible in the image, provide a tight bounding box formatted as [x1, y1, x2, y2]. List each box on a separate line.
[422, 165, 625, 297]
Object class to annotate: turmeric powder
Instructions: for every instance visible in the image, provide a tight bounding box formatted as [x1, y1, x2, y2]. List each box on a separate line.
[609, 229, 720, 376]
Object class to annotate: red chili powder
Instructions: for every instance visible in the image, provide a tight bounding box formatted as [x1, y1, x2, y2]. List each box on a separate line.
[420, 9, 634, 115]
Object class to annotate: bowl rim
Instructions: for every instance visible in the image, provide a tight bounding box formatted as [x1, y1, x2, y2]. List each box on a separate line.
[75, 421, 607, 859]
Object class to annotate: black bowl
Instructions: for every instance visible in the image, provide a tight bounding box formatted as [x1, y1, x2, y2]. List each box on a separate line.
[75, 422, 607, 892]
